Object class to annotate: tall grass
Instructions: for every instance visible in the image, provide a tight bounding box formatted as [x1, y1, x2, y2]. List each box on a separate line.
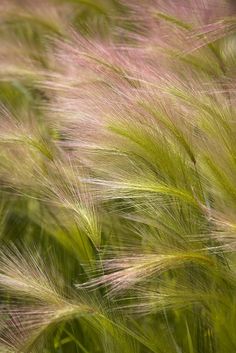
[0, 0, 236, 352]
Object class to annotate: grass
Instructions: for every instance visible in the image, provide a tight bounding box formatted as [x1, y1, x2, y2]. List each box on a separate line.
[0, 0, 236, 352]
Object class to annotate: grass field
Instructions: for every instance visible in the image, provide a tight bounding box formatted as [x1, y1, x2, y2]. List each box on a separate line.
[0, 1, 236, 352]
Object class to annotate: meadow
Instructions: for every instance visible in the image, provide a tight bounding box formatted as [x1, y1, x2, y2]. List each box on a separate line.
[0, 1, 236, 352]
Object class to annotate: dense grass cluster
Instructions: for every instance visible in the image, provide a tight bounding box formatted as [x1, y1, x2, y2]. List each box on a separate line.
[1, 0, 236, 352]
